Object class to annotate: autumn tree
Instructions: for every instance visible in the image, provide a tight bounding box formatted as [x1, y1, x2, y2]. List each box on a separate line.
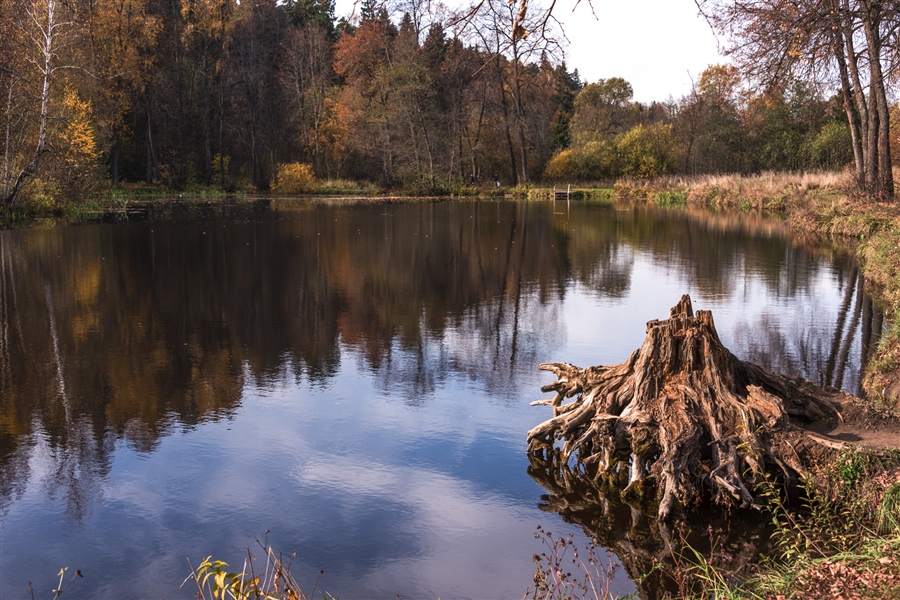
[221, 2, 286, 189]
[86, 0, 160, 185]
[2, 0, 74, 207]
[333, 7, 399, 182]
[570, 77, 637, 146]
[280, 23, 335, 176]
[697, 0, 896, 198]
[468, 0, 560, 184]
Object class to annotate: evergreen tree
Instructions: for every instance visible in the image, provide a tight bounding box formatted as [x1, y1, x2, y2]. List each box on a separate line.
[285, 0, 337, 39]
[550, 63, 581, 152]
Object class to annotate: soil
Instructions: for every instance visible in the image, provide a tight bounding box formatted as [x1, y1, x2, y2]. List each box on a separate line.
[801, 389, 900, 453]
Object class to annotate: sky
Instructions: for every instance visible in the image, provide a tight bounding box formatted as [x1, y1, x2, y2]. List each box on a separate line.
[551, 0, 729, 102]
[333, 0, 729, 104]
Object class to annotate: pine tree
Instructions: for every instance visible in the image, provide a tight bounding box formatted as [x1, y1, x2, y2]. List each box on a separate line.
[549, 63, 581, 153]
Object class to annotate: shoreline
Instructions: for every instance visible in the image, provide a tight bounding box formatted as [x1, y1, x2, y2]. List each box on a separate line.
[4, 173, 898, 411]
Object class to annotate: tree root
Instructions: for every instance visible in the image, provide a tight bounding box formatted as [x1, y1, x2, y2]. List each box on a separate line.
[527, 294, 846, 520]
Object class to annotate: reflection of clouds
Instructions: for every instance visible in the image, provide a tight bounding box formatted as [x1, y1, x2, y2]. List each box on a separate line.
[443, 289, 563, 399]
[287, 454, 586, 599]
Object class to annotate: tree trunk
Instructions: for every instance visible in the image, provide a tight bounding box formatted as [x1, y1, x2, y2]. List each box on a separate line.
[840, 0, 871, 189]
[830, 6, 865, 187]
[860, 0, 893, 198]
[528, 295, 846, 521]
[3, 0, 55, 209]
[111, 135, 119, 186]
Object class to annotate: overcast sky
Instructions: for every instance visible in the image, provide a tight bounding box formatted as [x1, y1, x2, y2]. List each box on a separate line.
[334, 0, 729, 104]
[553, 0, 728, 102]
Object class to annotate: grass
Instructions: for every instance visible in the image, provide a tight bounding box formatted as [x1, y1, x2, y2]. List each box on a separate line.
[523, 187, 615, 202]
[879, 483, 900, 534]
[653, 191, 686, 207]
[683, 448, 900, 599]
[185, 537, 335, 600]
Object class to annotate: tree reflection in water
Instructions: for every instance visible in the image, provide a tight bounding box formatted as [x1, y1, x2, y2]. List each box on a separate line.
[0, 200, 888, 597]
[527, 451, 772, 600]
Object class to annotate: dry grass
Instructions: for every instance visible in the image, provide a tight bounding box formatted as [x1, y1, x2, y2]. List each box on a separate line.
[641, 170, 852, 211]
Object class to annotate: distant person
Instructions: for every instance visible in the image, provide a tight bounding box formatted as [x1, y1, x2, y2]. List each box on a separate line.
[494, 174, 500, 188]
[469, 174, 475, 187]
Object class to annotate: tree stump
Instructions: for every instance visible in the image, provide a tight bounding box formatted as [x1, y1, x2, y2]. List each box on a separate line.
[527, 295, 846, 520]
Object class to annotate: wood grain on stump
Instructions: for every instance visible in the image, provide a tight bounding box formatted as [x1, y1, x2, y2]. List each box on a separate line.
[527, 295, 846, 520]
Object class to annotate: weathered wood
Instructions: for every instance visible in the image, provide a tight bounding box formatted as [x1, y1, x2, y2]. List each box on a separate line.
[528, 294, 846, 520]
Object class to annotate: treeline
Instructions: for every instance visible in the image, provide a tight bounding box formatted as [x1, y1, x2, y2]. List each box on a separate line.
[0, 0, 878, 207]
[544, 68, 854, 182]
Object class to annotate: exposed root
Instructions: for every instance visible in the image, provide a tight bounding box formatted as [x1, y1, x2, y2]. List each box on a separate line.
[527, 295, 847, 520]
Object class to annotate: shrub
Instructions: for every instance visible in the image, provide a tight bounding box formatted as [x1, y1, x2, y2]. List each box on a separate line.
[273, 162, 316, 194]
[579, 139, 617, 179]
[20, 178, 63, 212]
[543, 149, 579, 181]
[805, 121, 853, 171]
[616, 123, 673, 179]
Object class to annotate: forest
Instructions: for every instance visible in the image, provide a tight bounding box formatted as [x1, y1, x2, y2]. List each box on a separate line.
[2, 0, 898, 207]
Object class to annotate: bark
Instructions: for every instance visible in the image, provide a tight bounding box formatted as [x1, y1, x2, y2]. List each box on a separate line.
[859, 0, 893, 198]
[495, 60, 518, 184]
[830, 4, 864, 187]
[527, 295, 846, 521]
[3, 0, 56, 209]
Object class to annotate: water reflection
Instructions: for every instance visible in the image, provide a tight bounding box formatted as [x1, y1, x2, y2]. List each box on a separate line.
[0, 200, 886, 598]
[527, 452, 771, 600]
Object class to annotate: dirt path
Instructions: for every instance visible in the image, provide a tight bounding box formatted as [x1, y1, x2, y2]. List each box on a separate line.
[801, 389, 900, 452]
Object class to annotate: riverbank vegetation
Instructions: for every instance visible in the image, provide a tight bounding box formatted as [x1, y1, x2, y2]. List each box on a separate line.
[5, 0, 900, 595]
[6, 0, 900, 212]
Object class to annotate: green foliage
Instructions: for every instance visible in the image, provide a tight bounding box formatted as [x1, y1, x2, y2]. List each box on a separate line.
[578, 140, 617, 179]
[654, 191, 686, 206]
[674, 543, 762, 600]
[837, 447, 879, 487]
[804, 121, 854, 170]
[544, 122, 673, 182]
[616, 123, 673, 178]
[878, 483, 900, 535]
[273, 163, 317, 194]
[543, 140, 617, 181]
[578, 188, 615, 202]
[550, 63, 582, 153]
[571, 78, 637, 146]
[20, 178, 64, 213]
[64, 201, 104, 222]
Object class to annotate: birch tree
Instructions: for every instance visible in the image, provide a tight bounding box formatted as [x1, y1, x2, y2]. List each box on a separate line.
[2, 0, 72, 208]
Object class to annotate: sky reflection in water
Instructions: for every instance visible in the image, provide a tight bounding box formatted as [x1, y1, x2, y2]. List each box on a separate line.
[0, 200, 882, 599]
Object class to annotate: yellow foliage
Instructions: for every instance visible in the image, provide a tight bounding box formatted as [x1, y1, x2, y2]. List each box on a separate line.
[20, 178, 63, 210]
[616, 123, 673, 179]
[273, 163, 316, 194]
[60, 84, 100, 166]
[543, 150, 578, 180]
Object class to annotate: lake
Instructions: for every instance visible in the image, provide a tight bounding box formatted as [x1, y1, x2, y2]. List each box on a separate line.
[0, 199, 884, 599]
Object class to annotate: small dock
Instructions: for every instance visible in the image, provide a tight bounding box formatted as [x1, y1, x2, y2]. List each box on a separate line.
[553, 184, 571, 201]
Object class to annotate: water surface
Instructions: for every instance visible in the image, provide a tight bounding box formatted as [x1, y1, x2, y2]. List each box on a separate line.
[0, 199, 883, 599]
